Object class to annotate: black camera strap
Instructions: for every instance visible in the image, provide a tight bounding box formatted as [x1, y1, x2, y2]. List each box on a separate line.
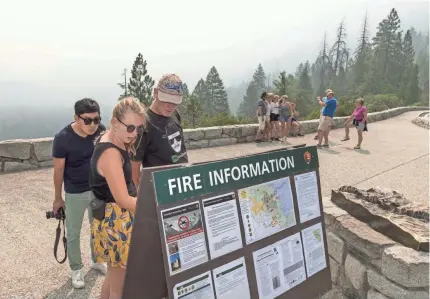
[54, 217, 67, 264]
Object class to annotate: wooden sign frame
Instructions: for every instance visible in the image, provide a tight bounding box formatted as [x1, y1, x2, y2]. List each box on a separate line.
[123, 146, 332, 299]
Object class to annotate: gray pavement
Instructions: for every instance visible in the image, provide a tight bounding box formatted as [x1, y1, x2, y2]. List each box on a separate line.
[0, 111, 428, 299]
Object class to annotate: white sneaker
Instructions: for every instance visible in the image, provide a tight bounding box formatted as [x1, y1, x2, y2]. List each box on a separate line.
[71, 269, 85, 289]
[91, 262, 107, 275]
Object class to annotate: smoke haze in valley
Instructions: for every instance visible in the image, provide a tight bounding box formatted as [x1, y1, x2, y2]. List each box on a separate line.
[0, 0, 428, 140]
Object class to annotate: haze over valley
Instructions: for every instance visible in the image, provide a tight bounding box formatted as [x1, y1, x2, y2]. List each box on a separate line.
[0, 0, 428, 140]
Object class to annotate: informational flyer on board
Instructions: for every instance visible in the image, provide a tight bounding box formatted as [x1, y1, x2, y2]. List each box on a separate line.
[302, 222, 327, 277]
[213, 257, 251, 299]
[294, 171, 321, 223]
[252, 233, 307, 299]
[161, 202, 209, 276]
[173, 271, 215, 299]
[238, 177, 296, 245]
[202, 193, 243, 259]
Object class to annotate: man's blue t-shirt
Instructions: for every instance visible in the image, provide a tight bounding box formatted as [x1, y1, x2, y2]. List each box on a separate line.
[322, 97, 337, 117]
[52, 123, 105, 194]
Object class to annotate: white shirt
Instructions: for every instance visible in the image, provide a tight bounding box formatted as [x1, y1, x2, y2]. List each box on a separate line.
[266, 102, 272, 116]
[271, 102, 279, 114]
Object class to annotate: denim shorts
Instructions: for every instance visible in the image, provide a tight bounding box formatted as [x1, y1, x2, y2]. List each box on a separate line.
[280, 116, 290, 122]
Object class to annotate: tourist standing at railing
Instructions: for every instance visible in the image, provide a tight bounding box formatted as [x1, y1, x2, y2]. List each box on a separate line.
[279, 95, 291, 142]
[270, 95, 281, 141]
[265, 93, 273, 141]
[290, 102, 304, 137]
[341, 98, 368, 149]
[255, 91, 268, 143]
[51, 98, 107, 289]
[316, 89, 338, 148]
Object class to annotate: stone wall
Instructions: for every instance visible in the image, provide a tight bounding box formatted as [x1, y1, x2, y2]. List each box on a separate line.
[412, 111, 429, 129]
[0, 106, 428, 173]
[320, 197, 429, 299]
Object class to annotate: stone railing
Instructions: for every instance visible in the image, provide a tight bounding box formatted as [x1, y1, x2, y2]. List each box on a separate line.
[0, 106, 428, 173]
[321, 196, 429, 299]
[412, 111, 429, 129]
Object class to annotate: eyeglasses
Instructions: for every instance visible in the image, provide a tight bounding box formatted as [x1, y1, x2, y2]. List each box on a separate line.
[117, 118, 145, 134]
[78, 115, 101, 125]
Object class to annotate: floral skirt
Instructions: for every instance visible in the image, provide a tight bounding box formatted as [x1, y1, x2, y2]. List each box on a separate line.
[91, 203, 134, 269]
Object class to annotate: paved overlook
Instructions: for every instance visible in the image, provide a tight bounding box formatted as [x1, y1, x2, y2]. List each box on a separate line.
[0, 110, 428, 299]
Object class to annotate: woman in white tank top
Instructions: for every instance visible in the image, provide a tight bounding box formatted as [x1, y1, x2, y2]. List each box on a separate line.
[270, 95, 280, 140]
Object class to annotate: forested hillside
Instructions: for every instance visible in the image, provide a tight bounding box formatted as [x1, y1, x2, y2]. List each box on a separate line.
[235, 9, 428, 122]
[1, 8, 428, 141]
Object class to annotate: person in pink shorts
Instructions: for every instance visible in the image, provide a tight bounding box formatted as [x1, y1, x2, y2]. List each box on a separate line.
[341, 98, 368, 149]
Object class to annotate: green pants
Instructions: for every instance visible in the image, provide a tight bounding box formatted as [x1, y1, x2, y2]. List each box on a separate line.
[65, 191, 96, 271]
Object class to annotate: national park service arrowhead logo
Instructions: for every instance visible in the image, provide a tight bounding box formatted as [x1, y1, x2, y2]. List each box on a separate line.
[304, 151, 312, 164]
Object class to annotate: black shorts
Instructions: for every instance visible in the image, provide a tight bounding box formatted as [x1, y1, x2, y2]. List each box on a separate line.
[270, 113, 280, 121]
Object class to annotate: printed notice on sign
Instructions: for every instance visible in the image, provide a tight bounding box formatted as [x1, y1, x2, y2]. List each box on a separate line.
[238, 177, 296, 245]
[295, 171, 321, 223]
[161, 202, 209, 276]
[302, 222, 327, 277]
[213, 257, 251, 299]
[252, 233, 307, 299]
[173, 271, 215, 299]
[202, 193, 243, 259]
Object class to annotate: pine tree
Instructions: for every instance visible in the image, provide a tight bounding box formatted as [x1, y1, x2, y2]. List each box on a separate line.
[254, 64, 267, 90]
[330, 20, 348, 77]
[353, 13, 371, 87]
[177, 82, 190, 121]
[183, 83, 190, 99]
[192, 79, 207, 105]
[295, 63, 304, 79]
[204, 66, 230, 115]
[416, 34, 429, 103]
[124, 53, 155, 106]
[273, 71, 289, 96]
[184, 94, 203, 128]
[405, 64, 421, 105]
[313, 33, 331, 97]
[402, 30, 415, 66]
[237, 64, 267, 118]
[296, 61, 313, 115]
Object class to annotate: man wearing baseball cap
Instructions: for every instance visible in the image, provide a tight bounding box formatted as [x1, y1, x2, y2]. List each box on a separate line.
[131, 73, 189, 187]
[316, 89, 338, 148]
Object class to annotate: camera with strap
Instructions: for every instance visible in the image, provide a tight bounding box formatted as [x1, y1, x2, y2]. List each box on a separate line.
[46, 207, 67, 264]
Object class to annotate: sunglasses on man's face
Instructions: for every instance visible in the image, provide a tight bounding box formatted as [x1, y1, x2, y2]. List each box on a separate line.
[117, 118, 145, 134]
[78, 115, 101, 125]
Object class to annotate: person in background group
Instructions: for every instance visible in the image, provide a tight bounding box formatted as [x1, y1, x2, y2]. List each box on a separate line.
[89, 97, 146, 299]
[314, 96, 326, 140]
[270, 95, 281, 141]
[317, 89, 338, 148]
[255, 91, 268, 143]
[131, 74, 189, 187]
[51, 98, 107, 289]
[342, 98, 368, 149]
[290, 102, 304, 137]
[265, 93, 273, 141]
[279, 95, 291, 142]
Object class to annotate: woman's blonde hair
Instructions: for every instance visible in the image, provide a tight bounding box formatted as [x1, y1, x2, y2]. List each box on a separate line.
[356, 98, 364, 105]
[112, 96, 147, 155]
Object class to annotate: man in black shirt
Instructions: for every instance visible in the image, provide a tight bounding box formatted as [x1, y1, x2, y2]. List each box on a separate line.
[131, 74, 189, 187]
[51, 98, 107, 289]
